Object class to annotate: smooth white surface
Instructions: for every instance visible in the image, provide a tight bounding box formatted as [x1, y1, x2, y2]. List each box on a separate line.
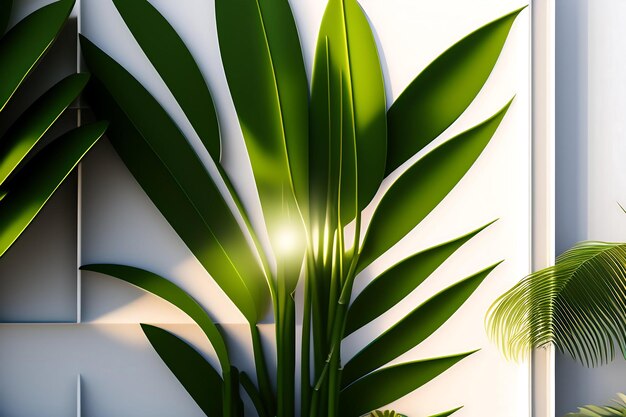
[0, 0, 532, 415]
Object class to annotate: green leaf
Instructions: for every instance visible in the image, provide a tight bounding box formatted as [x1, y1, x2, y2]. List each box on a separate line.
[429, 406, 463, 417]
[81, 37, 269, 324]
[0, 0, 12, 36]
[81, 264, 231, 375]
[0, 0, 75, 111]
[385, 7, 524, 175]
[339, 351, 476, 417]
[0, 73, 89, 186]
[112, 0, 220, 161]
[346, 220, 495, 336]
[0, 121, 105, 257]
[215, 0, 309, 225]
[342, 263, 498, 387]
[359, 99, 512, 270]
[240, 372, 269, 417]
[487, 241, 626, 367]
[141, 324, 223, 417]
[310, 0, 387, 225]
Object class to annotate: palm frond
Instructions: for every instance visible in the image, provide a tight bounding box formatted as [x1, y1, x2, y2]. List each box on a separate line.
[487, 241, 626, 366]
[566, 393, 626, 417]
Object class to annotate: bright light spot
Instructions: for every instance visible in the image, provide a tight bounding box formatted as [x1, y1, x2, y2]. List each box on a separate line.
[276, 226, 300, 255]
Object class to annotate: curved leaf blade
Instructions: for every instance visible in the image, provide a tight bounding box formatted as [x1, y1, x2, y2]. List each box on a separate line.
[339, 351, 476, 417]
[0, 0, 75, 111]
[82, 264, 231, 375]
[81, 37, 269, 323]
[112, 0, 220, 161]
[141, 324, 223, 417]
[0, 121, 105, 258]
[359, 99, 512, 270]
[342, 263, 499, 387]
[215, 0, 309, 223]
[310, 0, 387, 225]
[346, 220, 495, 336]
[0, 73, 89, 186]
[429, 407, 463, 417]
[386, 7, 525, 174]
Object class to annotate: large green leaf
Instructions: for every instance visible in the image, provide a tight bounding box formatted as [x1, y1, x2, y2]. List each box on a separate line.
[385, 7, 524, 175]
[0, 73, 88, 186]
[81, 37, 269, 323]
[0, 0, 75, 111]
[112, 0, 220, 161]
[215, 0, 309, 225]
[345, 220, 495, 336]
[141, 324, 223, 417]
[339, 352, 476, 417]
[81, 264, 231, 375]
[0, 0, 12, 36]
[358, 100, 512, 270]
[310, 0, 387, 226]
[0, 121, 105, 257]
[342, 263, 498, 387]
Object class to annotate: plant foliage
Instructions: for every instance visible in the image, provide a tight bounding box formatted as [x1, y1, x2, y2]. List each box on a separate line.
[80, 1, 523, 416]
[567, 393, 626, 417]
[0, 0, 106, 259]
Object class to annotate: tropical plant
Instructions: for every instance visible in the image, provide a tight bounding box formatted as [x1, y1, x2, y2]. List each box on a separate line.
[0, 0, 106, 259]
[566, 393, 626, 417]
[368, 410, 408, 417]
[79, 0, 524, 416]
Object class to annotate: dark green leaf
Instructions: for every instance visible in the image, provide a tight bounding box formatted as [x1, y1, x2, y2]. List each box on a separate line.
[342, 263, 498, 387]
[81, 264, 231, 375]
[346, 220, 495, 336]
[0, 73, 89, 186]
[0, 121, 105, 257]
[339, 351, 476, 417]
[385, 7, 525, 174]
[81, 37, 269, 323]
[240, 372, 269, 417]
[215, 0, 309, 225]
[141, 324, 223, 417]
[112, 0, 220, 161]
[0, 0, 75, 111]
[359, 99, 512, 270]
[0, 0, 12, 36]
[310, 0, 387, 225]
[429, 407, 463, 417]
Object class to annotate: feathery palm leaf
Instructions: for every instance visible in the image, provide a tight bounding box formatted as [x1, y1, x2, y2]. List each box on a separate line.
[487, 241, 626, 366]
[566, 393, 626, 417]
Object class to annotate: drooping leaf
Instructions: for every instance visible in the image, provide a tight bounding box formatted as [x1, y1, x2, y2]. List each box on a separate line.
[342, 263, 498, 387]
[112, 0, 220, 161]
[81, 264, 231, 374]
[487, 241, 626, 367]
[0, 0, 12, 36]
[359, 100, 512, 270]
[429, 406, 463, 417]
[566, 393, 626, 417]
[141, 324, 223, 417]
[310, 0, 387, 226]
[0, 0, 75, 111]
[0, 73, 89, 186]
[346, 220, 495, 336]
[0, 121, 105, 257]
[385, 7, 525, 174]
[81, 37, 269, 323]
[215, 0, 309, 225]
[339, 351, 476, 417]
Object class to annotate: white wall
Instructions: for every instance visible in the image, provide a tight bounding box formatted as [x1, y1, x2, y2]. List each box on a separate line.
[555, 0, 626, 415]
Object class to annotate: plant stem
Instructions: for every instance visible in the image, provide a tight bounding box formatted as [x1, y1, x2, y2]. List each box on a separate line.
[276, 262, 295, 417]
[301, 257, 314, 417]
[250, 324, 275, 416]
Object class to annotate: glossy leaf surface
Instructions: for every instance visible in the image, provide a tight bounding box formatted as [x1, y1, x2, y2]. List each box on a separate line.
[385, 7, 524, 174]
[112, 0, 220, 161]
[142, 324, 223, 417]
[429, 407, 463, 417]
[359, 100, 512, 270]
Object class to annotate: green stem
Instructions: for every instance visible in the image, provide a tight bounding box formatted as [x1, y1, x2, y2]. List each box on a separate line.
[250, 324, 275, 416]
[222, 368, 233, 417]
[301, 257, 314, 417]
[240, 372, 269, 417]
[276, 263, 296, 417]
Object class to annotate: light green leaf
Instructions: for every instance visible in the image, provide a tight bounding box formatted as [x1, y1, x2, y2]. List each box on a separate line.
[81, 37, 269, 324]
[339, 351, 476, 417]
[112, 0, 220, 161]
[346, 220, 495, 336]
[141, 324, 223, 417]
[359, 100, 512, 270]
[0, 0, 12, 36]
[342, 263, 498, 387]
[0, 73, 89, 186]
[310, 0, 387, 226]
[215, 0, 309, 225]
[385, 7, 524, 175]
[82, 264, 231, 375]
[0, 121, 105, 257]
[429, 406, 463, 417]
[0, 0, 75, 111]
